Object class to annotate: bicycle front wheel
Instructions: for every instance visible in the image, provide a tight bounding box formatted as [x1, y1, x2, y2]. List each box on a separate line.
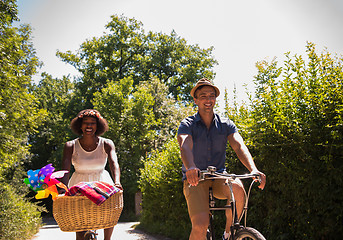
[234, 227, 265, 240]
[84, 230, 97, 240]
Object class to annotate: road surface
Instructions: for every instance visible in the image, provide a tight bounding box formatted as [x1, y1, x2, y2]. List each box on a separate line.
[32, 217, 172, 240]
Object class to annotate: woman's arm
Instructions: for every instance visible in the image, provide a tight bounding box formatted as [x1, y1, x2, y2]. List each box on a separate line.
[104, 138, 122, 189]
[60, 140, 74, 190]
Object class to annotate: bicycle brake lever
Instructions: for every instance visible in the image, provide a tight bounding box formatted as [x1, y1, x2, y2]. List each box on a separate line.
[198, 171, 205, 180]
[252, 174, 261, 184]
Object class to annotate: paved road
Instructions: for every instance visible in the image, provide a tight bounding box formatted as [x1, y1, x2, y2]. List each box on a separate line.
[32, 218, 172, 240]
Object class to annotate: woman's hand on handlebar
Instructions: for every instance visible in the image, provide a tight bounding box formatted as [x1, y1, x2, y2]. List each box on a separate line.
[251, 170, 266, 190]
[114, 182, 123, 190]
[58, 188, 66, 195]
[186, 167, 200, 186]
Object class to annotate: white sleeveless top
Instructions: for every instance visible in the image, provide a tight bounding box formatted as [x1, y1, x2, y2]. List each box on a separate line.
[68, 137, 114, 187]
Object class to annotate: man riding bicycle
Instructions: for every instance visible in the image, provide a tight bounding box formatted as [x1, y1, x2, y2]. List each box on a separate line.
[177, 78, 266, 240]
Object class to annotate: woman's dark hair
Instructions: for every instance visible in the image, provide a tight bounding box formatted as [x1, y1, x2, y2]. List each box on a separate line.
[70, 109, 109, 136]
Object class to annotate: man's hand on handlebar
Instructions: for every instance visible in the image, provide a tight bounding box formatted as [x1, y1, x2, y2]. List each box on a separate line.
[186, 167, 200, 186]
[251, 170, 266, 190]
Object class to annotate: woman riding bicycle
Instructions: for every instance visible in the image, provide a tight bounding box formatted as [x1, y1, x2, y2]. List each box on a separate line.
[177, 78, 266, 240]
[60, 109, 122, 240]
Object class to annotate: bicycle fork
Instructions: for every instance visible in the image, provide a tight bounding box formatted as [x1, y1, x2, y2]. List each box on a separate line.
[227, 181, 245, 240]
[208, 183, 241, 240]
[208, 187, 216, 240]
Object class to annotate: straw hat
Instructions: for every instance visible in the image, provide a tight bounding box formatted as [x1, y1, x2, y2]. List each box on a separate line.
[190, 78, 220, 98]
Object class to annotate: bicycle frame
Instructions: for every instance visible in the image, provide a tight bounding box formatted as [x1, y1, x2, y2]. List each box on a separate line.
[200, 166, 260, 240]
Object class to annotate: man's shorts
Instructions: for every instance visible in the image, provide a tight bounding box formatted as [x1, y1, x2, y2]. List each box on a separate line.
[183, 179, 232, 218]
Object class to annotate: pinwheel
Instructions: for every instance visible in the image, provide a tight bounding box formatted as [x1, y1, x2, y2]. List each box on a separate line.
[24, 164, 68, 200]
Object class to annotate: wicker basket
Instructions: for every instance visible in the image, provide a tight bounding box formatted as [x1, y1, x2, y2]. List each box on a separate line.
[53, 191, 123, 232]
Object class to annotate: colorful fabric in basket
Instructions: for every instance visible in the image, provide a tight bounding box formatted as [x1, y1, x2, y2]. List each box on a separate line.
[66, 181, 121, 205]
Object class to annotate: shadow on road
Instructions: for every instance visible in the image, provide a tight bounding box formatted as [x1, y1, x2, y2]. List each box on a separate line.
[36, 216, 174, 240]
[40, 216, 59, 229]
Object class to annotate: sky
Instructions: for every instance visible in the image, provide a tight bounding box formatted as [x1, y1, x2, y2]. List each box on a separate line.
[16, 0, 343, 108]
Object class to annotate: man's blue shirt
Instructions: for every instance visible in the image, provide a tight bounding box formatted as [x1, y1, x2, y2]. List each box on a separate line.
[177, 112, 238, 180]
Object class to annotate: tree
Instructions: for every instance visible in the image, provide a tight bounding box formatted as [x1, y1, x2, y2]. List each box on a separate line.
[0, 0, 18, 26]
[144, 30, 217, 102]
[0, 11, 43, 183]
[57, 14, 217, 108]
[29, 73, 75, 170]
[0, 1, 44, 238]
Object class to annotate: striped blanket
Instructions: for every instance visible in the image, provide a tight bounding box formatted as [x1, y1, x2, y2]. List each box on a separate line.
[66, 181, 121, 205]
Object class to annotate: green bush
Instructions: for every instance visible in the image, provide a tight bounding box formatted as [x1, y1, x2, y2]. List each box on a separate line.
[139, 137, 191, 240]
[246, 42, 343, 239]
[0, 183, 41, 240]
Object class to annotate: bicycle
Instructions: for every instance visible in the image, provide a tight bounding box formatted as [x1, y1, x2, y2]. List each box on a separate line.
[199, 166, 266, 240]
[83, 230, 98, 240]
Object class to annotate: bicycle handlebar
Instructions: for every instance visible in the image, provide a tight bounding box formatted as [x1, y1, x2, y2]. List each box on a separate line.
[199, 166, 261, 182]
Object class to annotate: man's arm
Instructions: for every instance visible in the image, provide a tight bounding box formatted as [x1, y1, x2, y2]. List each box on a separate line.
[177, 134, 199, 186]
[228, 132, 266, 189]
